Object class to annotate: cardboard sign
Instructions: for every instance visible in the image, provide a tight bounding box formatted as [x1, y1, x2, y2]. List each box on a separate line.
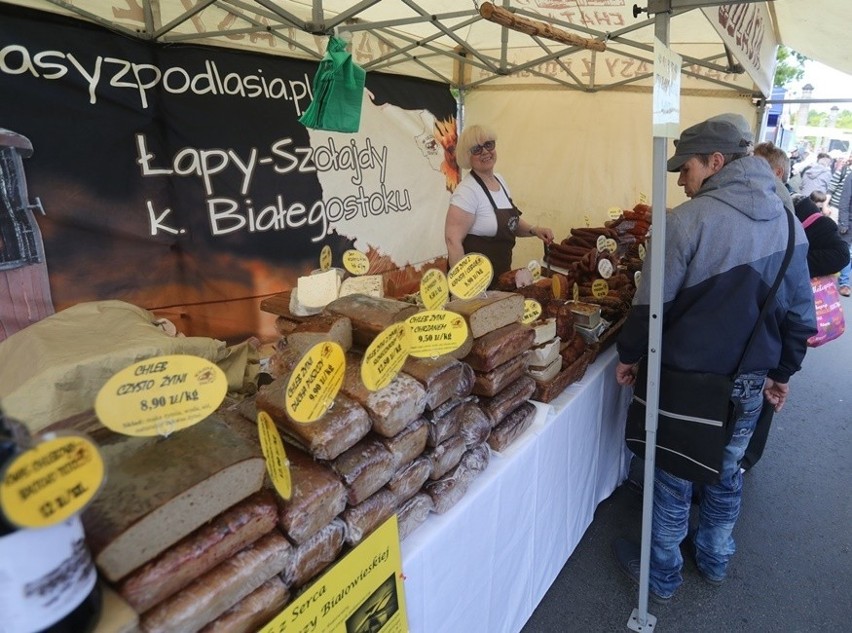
[95, 355, 227, 437]
[257, 411, 292, 501]
[420, 268, 449, 310]
[405, 310, 468, 358]
[0, 435, 105, 529]
[343, 249, 370, 275]
[448, 253, 493, 299]
[286, 342, 346, 424]
[361, 323, 409, 391]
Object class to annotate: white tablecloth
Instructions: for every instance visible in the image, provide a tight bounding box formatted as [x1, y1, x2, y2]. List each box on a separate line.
[401, 347, 632, 633]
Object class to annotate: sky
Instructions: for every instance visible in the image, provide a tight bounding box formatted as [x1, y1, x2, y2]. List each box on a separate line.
[786, 60, 852, 112]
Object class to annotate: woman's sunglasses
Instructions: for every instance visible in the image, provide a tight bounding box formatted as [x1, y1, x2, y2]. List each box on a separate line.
[470, 140, 496, 155]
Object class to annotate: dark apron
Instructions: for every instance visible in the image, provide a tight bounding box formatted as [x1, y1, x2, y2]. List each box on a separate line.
[462, 172, 522, 286]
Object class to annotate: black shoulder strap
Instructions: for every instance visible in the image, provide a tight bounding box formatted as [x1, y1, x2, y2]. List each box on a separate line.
[470, 171, 513, 209]
[735, 209, 796, 376]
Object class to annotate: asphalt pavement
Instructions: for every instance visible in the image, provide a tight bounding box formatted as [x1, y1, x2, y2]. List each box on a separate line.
[521, 302, 852, 633]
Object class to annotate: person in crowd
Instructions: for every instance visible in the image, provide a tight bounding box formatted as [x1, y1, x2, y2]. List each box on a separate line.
[612, 114, 816, 604]
[798, 152, 833, 197]
[793, 195, 850, 277]
[754, 141, 795, 212]
[444, 124, 553, 281]
[827, 155, 850, 205]
[835, 173, 852, 296]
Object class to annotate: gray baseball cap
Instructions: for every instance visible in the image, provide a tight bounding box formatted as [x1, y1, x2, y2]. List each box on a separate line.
[667, 113, 754, 172]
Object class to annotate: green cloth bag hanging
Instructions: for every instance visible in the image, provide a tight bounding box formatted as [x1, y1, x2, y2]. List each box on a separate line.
[299, 36, 366, 133]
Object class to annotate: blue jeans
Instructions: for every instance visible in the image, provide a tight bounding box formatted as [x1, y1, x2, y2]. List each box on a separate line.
[648, 371, 768, 598]
[838, 243, 852, 287]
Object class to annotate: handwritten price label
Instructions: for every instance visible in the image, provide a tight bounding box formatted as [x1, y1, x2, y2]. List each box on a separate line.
[0, 435, 105, 529]
[420, 269, 449, 310]
[447, 253, 493, 299]
[342, 249, 370, 276]
[605, 238, 618, 254]
[319, 245, 332, 271]
[361, 323, 409, 391]
[257, 411, 292, 500]
[608, 206, 623, 220]
[597, 259, 614, 279]
[592, 278, 610, 298]
[405, 310, 468, 358]
[95, 355, 227, 437]
[527, 260, 542, 281]
[286, 342, 345, 424]
[596, 235, 608, 252]
[522, 300, 542, 324]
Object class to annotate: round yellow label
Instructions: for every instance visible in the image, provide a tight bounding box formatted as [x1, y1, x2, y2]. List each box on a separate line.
[522, 300, 542, 324]
[406, 310, 469, 358]
[285, 342, 346, 424]
[420, 269, 449, 311]
[0, 435, 105, 529]
[573, 282, 580, 302]
[592, 279, 610, 298]
[257, 411, 292, 501]
[319, 245, 332, 271]
[361, 323, 410, 391]
[95, 355, 227, 437]
[447, 253, 493, 299]
[639, 243, 646, 261]
[551, 275, 562, 299]
[342, 249, 370, 276]
[527, 260, 542, 281]
[608, 206, 623, 220]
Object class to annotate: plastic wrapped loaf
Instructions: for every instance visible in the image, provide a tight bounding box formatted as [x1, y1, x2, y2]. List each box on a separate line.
[464, 322, 535, 372]
[488, 402, 537, 452]
[478, 375, 537, 427]
[280, 519, 346, 589]
[386, 456, 432, 504]
[401, 355, 475, 410]
[423, 396, 476, 447]
[198, 576, 289, 633]
[331, 437, 397, 506]
[397, 493, 434, 541]
[457, 402, 492, 448]
[380, 418, 428, 470]
[341, 489, 398, 546]
[424, 444, 490, 514]
[471, 354, 527, 397]
[424, 434, 467, 481]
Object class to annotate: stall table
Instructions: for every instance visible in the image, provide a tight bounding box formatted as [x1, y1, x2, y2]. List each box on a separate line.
[401, 347, 631, 633]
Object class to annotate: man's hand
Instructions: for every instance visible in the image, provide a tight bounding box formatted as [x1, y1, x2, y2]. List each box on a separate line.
[615, 361, 638, 386]
[763, 378, 789, 412]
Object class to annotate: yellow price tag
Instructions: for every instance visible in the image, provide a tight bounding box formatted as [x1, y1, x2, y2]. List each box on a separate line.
[0, 435, 105, 529]
[639, 243, 646, 261]
[319, 245, 332, 271]
[95, 355, 227, 437]
[361, 323, 409, 391]
[573, 282, 580, 302]
[592, 279, 610, 297]
[605, 238, 618, 253]
[257, 411, 292, 500]
[639, 192, 649, 205]
[584, 214, 591, 228]
[522, 300, 542, 324]
[447, 253, 493, 299]
[285, 342, 346, 424]
[607, 206, 623, 220]
[342, 249, 370, 275]
[527, 260, 542, 281]
[551, 275, 562, 299]
[420, 269, 449, 311]
[405, 310, 469, 358]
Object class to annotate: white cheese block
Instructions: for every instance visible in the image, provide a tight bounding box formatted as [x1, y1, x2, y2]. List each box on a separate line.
[297, 269, 342, 309]
[288, 288, 322, 317]
[527, 356, 562, 382]
[531, 318, 557, 345]
[339, 274, 384, 299]
[527, 337, 561, 367]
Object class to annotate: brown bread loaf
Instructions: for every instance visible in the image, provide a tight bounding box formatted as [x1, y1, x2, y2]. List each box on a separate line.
[423, 397, 476, 447]
[457, 402, 492, 448]
[445, 291, 524, 338]
[488, 402, 537, 452]
[380, 419, 429, 470]
[280, 519, 346, 589]
[341, 489, 398, 546]
[478, 375, 537, 427]
[397, 493, 435, 541]
[331, 437, 397, 506]
[324, 294, 418, 347]
[386, 456, 432, 503]
[471, 355, 527, 397]
[423, 434, 467, 481]
[401, 355, 474, 410]
[198, 577, 289, 633]
[464, 322, 535, 372]
[284, 314, 353, 355]
[117, 490, 278, 613]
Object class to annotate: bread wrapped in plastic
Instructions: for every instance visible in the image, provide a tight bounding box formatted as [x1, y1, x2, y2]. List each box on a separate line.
[257, 377, 371, 461]
[457, 402, 492, 448]
[460, 442, 491, 475]
[423, 396, 476, 447]
[487, 402, 537, 452]
[463, 322, 535, 372]
[424, 445, 491, 514]
[341, 489, 398, 546]
[424, 434, 467, 481]
[401, 356, 474, 410]
[471, 355, 527, 397]
[380, 418, 428, 470]
[331, 437, 396, 506]
[280, 519, 346, 589]
[140, 531, 292, 633]
[386, 456, 432, 503]
[118, 490, 278, 613]
[340, 355, 427, 437]
[478, 375, 537, 427]
[274, 445, 347, 545]
[198, 576, 289, 633]
[397, 493, 434, 541]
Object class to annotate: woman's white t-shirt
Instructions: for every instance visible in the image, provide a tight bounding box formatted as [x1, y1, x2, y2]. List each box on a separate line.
[449, 172, 512, 237]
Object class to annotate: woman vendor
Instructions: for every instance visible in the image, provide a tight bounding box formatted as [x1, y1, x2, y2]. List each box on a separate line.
[444, 124, 554, 282]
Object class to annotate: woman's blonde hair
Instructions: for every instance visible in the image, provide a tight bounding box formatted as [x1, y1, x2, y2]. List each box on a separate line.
[455, 124, 497, 170]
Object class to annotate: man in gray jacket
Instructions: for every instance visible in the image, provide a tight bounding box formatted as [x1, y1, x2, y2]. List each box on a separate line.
[836, 173, 852, 296]
[613, 114, 816, 603]
[799, 152, 833, 197]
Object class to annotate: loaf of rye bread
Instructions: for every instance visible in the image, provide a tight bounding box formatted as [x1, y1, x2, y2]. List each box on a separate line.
[488, 402, 537, 452]
[198, 576, 289, 633]
[401, 355, 474, 410]
[380, 418, 428, 470]
[330, 437, 397, 506]
[324, 294, 419, 347]
[423, 434, 467, 481]
[445, 291, 524, 339]
[283, 314, 353, 356]
[274, 444, 347, 545]
[117, 490, 279, 613]
[386, 455, 432, 504]
[471, 355, 527, 397]
[397, 492, 435, 541]
[280, 519, 346, 589]
[340, 354, 427, 437]
[457, 402, 492, 448]
[139, 531, 292, 633]
[464, 322, 535, 372]
[423, 444, 490, 514]
[478, 375, 537, 427]
[422, 397, 476, 447]
[341, 488, 398, 546]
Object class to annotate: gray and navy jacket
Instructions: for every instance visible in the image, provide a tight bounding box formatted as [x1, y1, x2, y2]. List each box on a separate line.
[617, 156, 817, 384]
